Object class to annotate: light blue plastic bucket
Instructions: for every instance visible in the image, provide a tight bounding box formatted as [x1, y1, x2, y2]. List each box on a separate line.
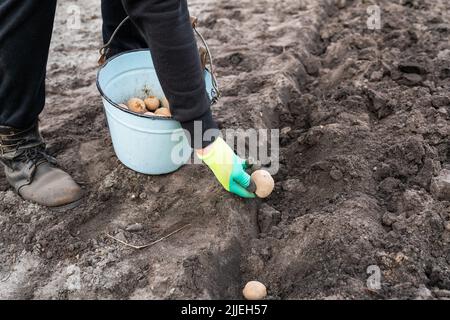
[97, 49, 217, 175]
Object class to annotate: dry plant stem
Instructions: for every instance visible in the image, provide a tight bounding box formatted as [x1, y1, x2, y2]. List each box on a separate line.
[106, 224, 191, 250]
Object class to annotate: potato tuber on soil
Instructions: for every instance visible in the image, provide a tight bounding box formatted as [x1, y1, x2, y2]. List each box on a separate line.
[144, 96, 160, 111]
[127, 98, 147, 114]
[251, 170, 275, 198]
[243, 281, 267, 300]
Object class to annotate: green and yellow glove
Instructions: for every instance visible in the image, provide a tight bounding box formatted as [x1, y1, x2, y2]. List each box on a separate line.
[197, 137, 256, 198]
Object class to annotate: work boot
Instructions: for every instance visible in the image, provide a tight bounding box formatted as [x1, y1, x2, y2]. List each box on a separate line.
[0, 122, 83, 209]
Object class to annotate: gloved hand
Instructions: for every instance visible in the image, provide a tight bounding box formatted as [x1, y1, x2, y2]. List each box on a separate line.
[197, 137, 255, 198]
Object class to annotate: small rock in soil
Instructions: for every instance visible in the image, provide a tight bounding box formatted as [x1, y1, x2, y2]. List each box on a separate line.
[139, 193, 147, 200]
[382, 212, 397, 227]
[126, 223, 144, 233]
[281, 127, 292, 136]
[22, 234, 33, 244]
[431, 95, 450, 108]
[330, 168, 344, 181]
[433, 289, 450, 298]
[430, 169, 450, 200]
[437, 108, 447, 116]
[370, 71, 383, 82]
[399, 73, 423, 86]
[366, 89, 388, 113]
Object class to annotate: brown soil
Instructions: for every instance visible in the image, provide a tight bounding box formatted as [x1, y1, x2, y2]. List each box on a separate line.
[0, 0, 449, 299]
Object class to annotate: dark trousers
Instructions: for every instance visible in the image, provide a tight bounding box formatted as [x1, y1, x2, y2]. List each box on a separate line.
[0, 0, 217, 148]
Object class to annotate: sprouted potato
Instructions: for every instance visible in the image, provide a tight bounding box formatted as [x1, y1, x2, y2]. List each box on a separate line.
[154, 108, 172, 117]
[144, 96, 160, 111]
[127, 98, 146, 114]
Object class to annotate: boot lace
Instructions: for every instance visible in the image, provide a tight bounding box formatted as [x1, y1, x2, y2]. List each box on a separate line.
[16, 144, 58, 170]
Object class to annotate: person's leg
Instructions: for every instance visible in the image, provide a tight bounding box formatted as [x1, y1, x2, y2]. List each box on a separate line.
[0, 0, 56, 128]
[121, 0, 218, 149]
[0, 0, 83, 208]
[101, 0, 147, 58]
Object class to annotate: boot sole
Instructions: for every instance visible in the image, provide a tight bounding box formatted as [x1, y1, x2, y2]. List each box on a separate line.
[50, 197, 84, 212]
[14, 187, 85, 212]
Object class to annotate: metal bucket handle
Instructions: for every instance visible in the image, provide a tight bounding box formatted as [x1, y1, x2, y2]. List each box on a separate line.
[98, 16, 221, 103]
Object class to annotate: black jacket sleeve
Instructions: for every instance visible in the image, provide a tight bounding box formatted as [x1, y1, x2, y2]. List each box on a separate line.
[122, 0, 219, 149]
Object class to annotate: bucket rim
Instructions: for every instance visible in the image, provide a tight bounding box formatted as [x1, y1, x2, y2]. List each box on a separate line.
[96, 49, 175, 121]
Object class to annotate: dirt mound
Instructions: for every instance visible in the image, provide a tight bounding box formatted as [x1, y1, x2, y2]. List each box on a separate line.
[1, 0, 449, 299]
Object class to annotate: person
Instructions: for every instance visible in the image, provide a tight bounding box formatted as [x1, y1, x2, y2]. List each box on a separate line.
[0, 0, 254, 209]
